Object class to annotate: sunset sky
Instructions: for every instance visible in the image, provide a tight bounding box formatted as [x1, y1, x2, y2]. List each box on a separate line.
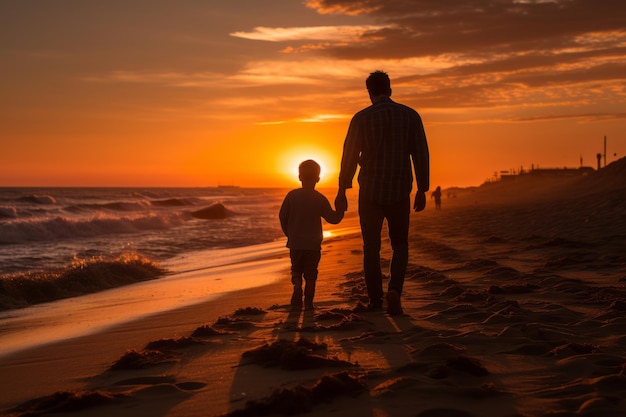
[1, 0, 624, 189]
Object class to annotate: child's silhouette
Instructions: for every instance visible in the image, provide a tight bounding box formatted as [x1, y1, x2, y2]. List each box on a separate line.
[279, 160, 344, 310]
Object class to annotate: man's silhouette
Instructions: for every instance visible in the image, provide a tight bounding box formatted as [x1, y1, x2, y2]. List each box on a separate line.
[335, 71, 430, 315]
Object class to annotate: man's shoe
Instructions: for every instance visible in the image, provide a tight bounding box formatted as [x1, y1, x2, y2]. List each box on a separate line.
[353, 301, 382, 313]
[386, 289, 403, 316]
[366, 303, 383, 312]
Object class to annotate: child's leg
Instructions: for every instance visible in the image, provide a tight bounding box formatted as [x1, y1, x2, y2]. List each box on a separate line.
[303, 250, 321, 310]
[290, 250, 304, 308]
[303, 278, 316, 310]
[291, 274, 303, 307]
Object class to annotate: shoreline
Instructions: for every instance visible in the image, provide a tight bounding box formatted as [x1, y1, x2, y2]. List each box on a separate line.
[0, 216, 361, 359]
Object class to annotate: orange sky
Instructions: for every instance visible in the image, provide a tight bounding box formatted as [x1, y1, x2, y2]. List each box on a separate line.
[1, 1, 625, 189]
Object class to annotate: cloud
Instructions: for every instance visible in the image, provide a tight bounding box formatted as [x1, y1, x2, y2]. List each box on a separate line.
[255, 114, 349, 125]
[230, 24, 390, 42]
[89, 1, 626, 124]
[83, 71, 225, 87]
[511, 111, 626, 123]
[305, 0, 381, 16]
[304, 1, 626, 59]
[296, 0, 626, 120]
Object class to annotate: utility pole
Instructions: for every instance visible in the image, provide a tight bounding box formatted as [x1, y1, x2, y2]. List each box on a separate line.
[604, 135, 607, 167]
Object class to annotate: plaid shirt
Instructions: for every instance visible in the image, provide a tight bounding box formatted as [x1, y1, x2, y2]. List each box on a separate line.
[338, 97, 430, 205]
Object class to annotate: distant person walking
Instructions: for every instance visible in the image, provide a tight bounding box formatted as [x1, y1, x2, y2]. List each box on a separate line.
[335, 71, 430, 315]
[279, 160, 344, 311]
[431, 186, 442, 210]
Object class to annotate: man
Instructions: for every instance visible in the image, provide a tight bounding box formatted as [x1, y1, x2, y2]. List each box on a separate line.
[335, 70, 429, 315]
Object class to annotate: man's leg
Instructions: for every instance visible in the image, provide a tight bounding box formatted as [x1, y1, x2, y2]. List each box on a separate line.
[384, 196, 410, 315]
[385, 196, 411, 294]
[359, 194, 385, 307]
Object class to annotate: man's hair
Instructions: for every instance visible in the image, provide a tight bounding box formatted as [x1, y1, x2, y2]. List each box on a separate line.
[366, 70, 391, 96]
[299, 159, 321, 180]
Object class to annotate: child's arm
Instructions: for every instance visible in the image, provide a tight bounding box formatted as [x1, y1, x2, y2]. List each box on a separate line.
[278, 197, 290, 236]
[332, 206, 345, 224]
[321, 197, 344, 224]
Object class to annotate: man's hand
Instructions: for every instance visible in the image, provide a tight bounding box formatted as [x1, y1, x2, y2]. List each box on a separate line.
[335, 189, 348, 212]
[414, 191, 426, 212]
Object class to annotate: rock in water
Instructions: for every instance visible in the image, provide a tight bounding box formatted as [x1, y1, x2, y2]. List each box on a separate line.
[191, 203, 230, 219]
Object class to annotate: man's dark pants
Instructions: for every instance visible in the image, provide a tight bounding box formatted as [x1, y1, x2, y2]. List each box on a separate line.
[358, 194, 410, 306]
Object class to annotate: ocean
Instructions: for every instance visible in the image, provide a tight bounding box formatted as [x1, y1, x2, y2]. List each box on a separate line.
[0, 187, 300, 309]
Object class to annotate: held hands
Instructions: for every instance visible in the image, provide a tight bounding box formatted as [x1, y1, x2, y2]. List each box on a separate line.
[335, 190, 348, 212]
[414, 191, 426, 212]
[334, 189, 424, 212]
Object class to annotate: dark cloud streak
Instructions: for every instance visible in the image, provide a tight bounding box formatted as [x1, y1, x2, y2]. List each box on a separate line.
[307, 0, 626, 120]
[311, 0, 626, 58]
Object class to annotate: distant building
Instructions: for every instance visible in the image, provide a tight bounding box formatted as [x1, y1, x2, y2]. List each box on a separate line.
[497, 166, 595, 182]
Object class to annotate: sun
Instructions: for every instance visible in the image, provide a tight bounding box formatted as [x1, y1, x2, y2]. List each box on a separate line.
[278, 146, 337, 186]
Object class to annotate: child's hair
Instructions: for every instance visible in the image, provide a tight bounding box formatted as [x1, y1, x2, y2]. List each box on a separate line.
[299, 159, 321, 181]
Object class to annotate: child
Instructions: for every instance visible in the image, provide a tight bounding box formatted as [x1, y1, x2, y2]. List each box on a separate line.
[279, 160, 344, 310]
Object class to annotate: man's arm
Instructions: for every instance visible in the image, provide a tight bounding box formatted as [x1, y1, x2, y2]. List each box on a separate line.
[336, 116, 362, 211]
[334, 186, 348, 212]
[413, 114, 430, 193]
[414, 191, 426, 212]
[338, 116, 361, 193]
[412, 113, 430, 212]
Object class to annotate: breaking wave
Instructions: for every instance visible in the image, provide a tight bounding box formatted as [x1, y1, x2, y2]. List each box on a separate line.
[0, 253, 166, 310]
[17, 194, 57, 205]
[0, 212, 189, 244]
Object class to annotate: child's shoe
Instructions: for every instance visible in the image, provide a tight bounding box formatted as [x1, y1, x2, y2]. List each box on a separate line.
[290, 287, 303, 309]
[303, 280, 316, 311]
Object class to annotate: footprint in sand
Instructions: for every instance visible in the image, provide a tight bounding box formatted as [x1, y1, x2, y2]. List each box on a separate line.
[114, 375, 177, 385]
[417, 409, 476, 417]
[115, 376, 207, 392]
[175, 381, 207, 391]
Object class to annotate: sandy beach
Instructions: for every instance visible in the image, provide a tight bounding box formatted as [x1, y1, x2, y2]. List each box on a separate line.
[2, 159, 625, 417]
